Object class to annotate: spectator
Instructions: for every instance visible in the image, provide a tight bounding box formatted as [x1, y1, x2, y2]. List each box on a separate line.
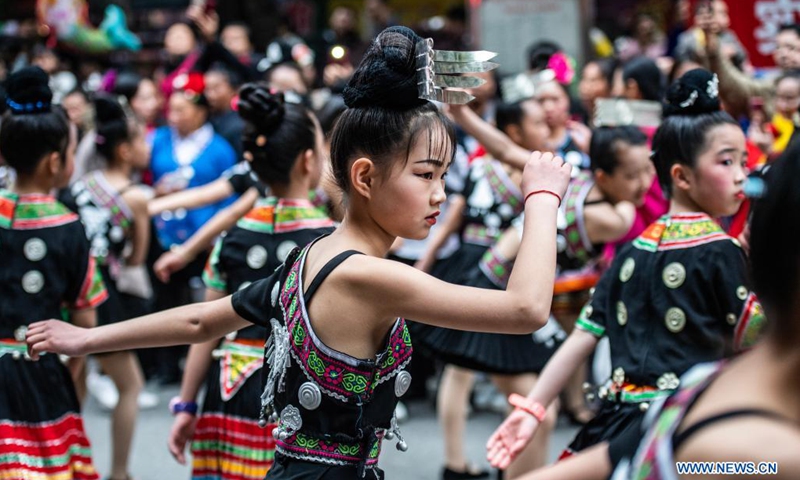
[703, 23, 800, 118]
[204, 66, 244, 156]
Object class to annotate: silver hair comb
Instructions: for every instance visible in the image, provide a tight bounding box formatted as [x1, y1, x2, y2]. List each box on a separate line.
[415, 38, 498, 104]
[594, 98, 662, 128]
[499, 70, 557, 104]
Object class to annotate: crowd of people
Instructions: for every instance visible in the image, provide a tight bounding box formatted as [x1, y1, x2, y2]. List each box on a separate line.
[2, 0, 800, 479]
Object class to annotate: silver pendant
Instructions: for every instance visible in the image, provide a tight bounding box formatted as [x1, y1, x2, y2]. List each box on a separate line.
[298, 381, 322, 410]
[275, 404, 303, 440]
[271, 281, 280, 307]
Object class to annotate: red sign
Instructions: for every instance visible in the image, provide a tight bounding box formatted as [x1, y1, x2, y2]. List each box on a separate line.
[725, 0, 800, 67]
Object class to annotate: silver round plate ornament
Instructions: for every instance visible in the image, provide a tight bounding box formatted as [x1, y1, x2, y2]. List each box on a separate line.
[298, 381, 322, 410]
[394, 371, 412, 397]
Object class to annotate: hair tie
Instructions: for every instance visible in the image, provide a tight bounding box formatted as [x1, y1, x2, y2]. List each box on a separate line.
[95, 134, 106, 145]
[6, 98, 51, 114]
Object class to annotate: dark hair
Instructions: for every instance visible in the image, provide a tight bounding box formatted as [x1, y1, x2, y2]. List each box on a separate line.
[331, 26, 456, 194]
[94, 95, 135, 163]
[112, 72, 146, 102]
[0, 66, 70, 176]
[64, 87, 89, 102]
[623, 56, 665, 102]
[495, 101, 525, 134]
[207, 63, 243, 89]
[222, 21, 251, 37]
[778, 23, 800, 37]
[587, 57, 618, 88]
[749, 145, 800, 348]
[651, 68, 737, 196]
[315, 94, 347, 135]
[527, 40, 561, 71]
[774, 70, 800, 88]
[236, 82, 316, 186]
[590, 126, 648, 174]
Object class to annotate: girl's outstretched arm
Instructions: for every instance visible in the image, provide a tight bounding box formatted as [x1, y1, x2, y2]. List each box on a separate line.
[486, 328, 599, 468]
[515, 442, 611, 480]
[154, 188, 259, 282]
[27, 296, 250, 359]
[148, 177, 235, 216]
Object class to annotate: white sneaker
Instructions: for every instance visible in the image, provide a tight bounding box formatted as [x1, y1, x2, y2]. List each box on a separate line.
[137, 390, 159, 410]
[87, 372, 118, 410]
[395, 401, 409, 423]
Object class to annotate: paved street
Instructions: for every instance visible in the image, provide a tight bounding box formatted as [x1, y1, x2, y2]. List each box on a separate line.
[83, 382, 580, 480]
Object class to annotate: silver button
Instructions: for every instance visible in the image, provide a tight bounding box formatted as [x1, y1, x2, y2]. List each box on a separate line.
[662, 262, 686, 289]
[726, 313, 737, 325]
[21, 270, 44, 294]
[619, 258, 635, 282]
[23, 238, 47, 262]
[277, 241, 298, 263]
[736, 286, 748, 300]
[665, 307, 686, 333]
[612, 367, 625, 385]
[13, 326, 27, 342]
[616, 301, 628, 326]
[246, 246, 268, 269]
[656, 372, 680, 390]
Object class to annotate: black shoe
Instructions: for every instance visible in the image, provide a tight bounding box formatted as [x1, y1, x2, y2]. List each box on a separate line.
[442, 466, 491, 480]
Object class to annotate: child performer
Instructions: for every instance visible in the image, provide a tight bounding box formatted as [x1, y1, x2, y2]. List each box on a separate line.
[60, 95, 152, 480]
[486, 69, 766, 479]
[0, 67, 107, 479]
[619, 130, 800, 480]
[166, 83, 335, 479]
[27, 26, 571, 479]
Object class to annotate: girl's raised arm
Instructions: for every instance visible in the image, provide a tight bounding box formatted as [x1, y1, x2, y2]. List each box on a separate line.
[357, 151, 571, 333]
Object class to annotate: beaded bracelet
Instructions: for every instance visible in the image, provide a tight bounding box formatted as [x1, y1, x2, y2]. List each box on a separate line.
[508, 393, 547, 422]
[524, 189, 562, 207]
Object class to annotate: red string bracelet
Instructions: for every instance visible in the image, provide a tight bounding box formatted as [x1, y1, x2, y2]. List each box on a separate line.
[524, 189, 562, 207]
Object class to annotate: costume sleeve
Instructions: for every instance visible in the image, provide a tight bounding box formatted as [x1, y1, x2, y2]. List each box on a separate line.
[712, 240, 767, 352]
[202, 237, 227, 293]
[575, 246, 629, 338]
[231, 266, 283, 328]
[66, 222, 108, 311]
[574, 263, 612, 338]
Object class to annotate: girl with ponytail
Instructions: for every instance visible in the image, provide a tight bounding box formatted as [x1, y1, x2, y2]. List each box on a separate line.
[166, 83, 335, 480]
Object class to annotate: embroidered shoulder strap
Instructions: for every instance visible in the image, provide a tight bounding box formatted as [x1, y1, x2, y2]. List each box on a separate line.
[304, 250, 363, 304]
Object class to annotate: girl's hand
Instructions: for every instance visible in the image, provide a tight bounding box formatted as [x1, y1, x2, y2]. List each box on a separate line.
[26, 320, 90, 360]
[521, 151, 572, 203]
[168, 412, 198, 465]
[486, 408, 541, 469]
[154, 249, 190, 283]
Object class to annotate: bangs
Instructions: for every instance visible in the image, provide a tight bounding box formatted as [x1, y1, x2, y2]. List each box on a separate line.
[405, 110, 456, 166]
